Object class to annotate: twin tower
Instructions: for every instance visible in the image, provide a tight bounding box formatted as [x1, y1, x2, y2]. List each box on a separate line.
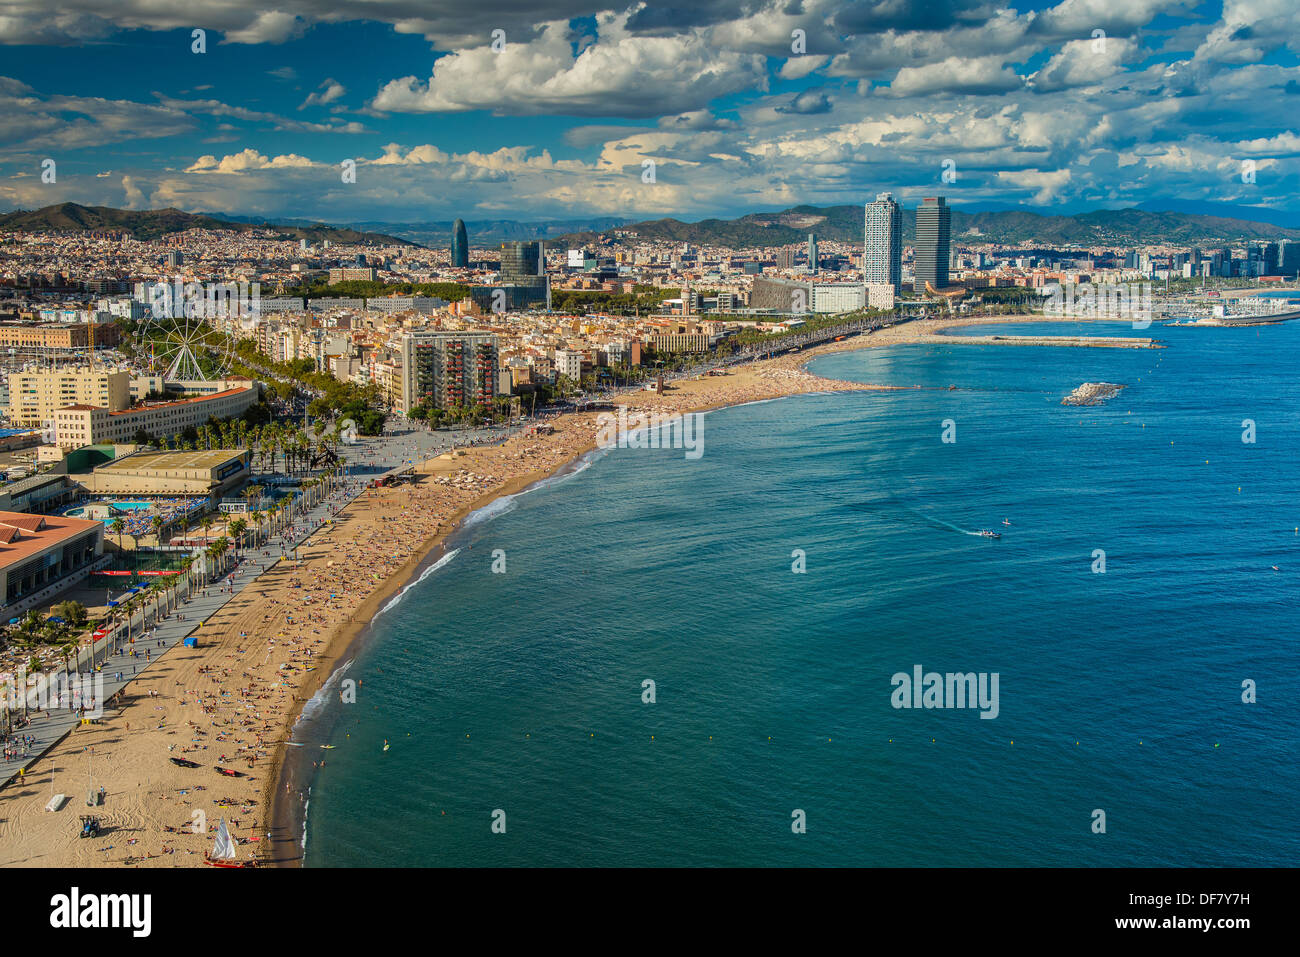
[865, 194, 951, 293]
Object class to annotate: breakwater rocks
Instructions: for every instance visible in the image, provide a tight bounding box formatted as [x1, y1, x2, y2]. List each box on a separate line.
[1062, 382, 1126, 406]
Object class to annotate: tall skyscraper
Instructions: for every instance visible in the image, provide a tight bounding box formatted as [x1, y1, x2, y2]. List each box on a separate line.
[1279, 239, 1300, 277]
[807, 234, 819, 272]
[1262, 241, 1279, 275]
[451, 219, 469, 268]
[913, 196, 951, 292]
[864, 193, 902, 292]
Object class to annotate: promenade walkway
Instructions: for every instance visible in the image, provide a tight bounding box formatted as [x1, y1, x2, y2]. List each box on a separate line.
[0, 424, 444, 792]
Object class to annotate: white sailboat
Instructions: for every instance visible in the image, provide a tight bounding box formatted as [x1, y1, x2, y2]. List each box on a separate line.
[212, 818, 236, 858]
[204, 816, 253, 867]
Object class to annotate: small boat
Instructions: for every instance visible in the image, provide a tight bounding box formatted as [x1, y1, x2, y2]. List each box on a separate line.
[319, 745, 335, 750]
[203, 817, 258, 868]
[1001, 519, 1011, 526]
[978, 529, 1001, 539]
[170, 758, 200, 768]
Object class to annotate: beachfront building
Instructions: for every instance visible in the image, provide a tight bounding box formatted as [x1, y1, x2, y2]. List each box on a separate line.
[867, 283, 897, 310]
[811, 282, 867, 314]
[914, 196, 952, 292]
[399, 331, 501, 412]
[0, 510, 105, 616]
[6, 367, 132, 427]
[0, 474, 77, 513]
[750, 277, 866, 315]
[646, 328, 711, 353]
[51, 384, 259, 451]
[865, 192, 903, 292]
[78, 449, 251, 499]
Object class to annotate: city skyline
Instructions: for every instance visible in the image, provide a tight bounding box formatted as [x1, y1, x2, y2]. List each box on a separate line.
[0, 1, 1297, 224]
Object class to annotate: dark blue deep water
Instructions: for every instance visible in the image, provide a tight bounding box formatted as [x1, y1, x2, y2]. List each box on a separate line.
[302, 321, 1299, 866]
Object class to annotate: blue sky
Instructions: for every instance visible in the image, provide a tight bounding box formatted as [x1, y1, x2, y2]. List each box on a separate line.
[1, 1, 1298, 225]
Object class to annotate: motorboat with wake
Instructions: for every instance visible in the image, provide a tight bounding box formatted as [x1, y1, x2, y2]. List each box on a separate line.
[978, 529, 1002, 539]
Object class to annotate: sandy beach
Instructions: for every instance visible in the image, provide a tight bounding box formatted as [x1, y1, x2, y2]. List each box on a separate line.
[0, 313, 1152, 867]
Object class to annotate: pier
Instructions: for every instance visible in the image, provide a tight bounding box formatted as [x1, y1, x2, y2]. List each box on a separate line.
[920, 333, 1161, 349]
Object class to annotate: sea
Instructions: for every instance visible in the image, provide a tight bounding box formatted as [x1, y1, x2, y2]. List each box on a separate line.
[295, 319, 1299, 867]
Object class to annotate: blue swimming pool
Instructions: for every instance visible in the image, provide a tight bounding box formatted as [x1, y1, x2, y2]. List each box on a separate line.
[66, 501, 154, 518]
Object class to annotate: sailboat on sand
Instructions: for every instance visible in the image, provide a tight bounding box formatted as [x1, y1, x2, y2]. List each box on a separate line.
[203, 817, 258, 868]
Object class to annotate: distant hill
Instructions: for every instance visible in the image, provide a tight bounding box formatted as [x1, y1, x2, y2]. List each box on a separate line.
[339, 217, 631, 246]
[0, 203, 413, 245]
[9, 202, 1295, 251]
[553, 204, 1300, 249]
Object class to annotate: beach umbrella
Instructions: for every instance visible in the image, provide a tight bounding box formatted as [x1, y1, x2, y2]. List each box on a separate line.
[8, 618, 18, 625]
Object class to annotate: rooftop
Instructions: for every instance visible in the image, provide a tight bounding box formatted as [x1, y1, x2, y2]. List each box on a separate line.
[96, 449, 247, 472]
[0, 509, 100, 567]
[59, 385, 255, 417]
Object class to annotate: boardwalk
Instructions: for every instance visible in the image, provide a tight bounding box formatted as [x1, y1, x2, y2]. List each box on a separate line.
[0, 424, 448, 792]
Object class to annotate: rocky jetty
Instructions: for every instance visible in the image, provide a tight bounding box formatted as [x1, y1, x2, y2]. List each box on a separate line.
[1062, 382, 1125, 406]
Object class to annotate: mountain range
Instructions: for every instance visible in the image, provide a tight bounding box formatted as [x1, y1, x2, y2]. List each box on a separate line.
[553, 205, 1300, 249]
[0, 203, 411, 245]
[3, 202, 1299, 251]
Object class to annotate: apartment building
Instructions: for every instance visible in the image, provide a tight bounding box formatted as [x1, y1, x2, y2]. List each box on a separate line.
[0, 320, 121, 350]
[399, 332, 500, 412]
[52, 384, 259, 450]
[6, 367, 132, 427]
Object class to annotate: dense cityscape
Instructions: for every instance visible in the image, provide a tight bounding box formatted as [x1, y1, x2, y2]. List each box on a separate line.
[0, 0, 1294, 924]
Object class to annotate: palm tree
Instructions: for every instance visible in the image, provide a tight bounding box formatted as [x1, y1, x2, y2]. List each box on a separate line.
[210, 538, 231, 576]
[110, 518, 125, 553]
[200, 516, 214, 548]
[150, 514, 165, 545]
[148, 580, 167, 625]
[179, 557, 195, 601]
[228, 518, 247, 558]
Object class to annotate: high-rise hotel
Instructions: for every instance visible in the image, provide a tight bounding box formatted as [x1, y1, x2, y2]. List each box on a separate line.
[864, 193, 902, 292]
[913, 196, 952, 292]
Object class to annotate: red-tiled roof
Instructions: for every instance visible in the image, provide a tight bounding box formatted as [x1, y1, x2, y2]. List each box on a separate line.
[0, 510, 99, 567]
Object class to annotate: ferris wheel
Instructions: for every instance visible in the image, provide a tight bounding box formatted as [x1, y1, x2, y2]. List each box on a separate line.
[142, 309, 234, 381]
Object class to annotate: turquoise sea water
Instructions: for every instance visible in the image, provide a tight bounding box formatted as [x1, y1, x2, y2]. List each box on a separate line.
[300, 321, 1299, 867]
